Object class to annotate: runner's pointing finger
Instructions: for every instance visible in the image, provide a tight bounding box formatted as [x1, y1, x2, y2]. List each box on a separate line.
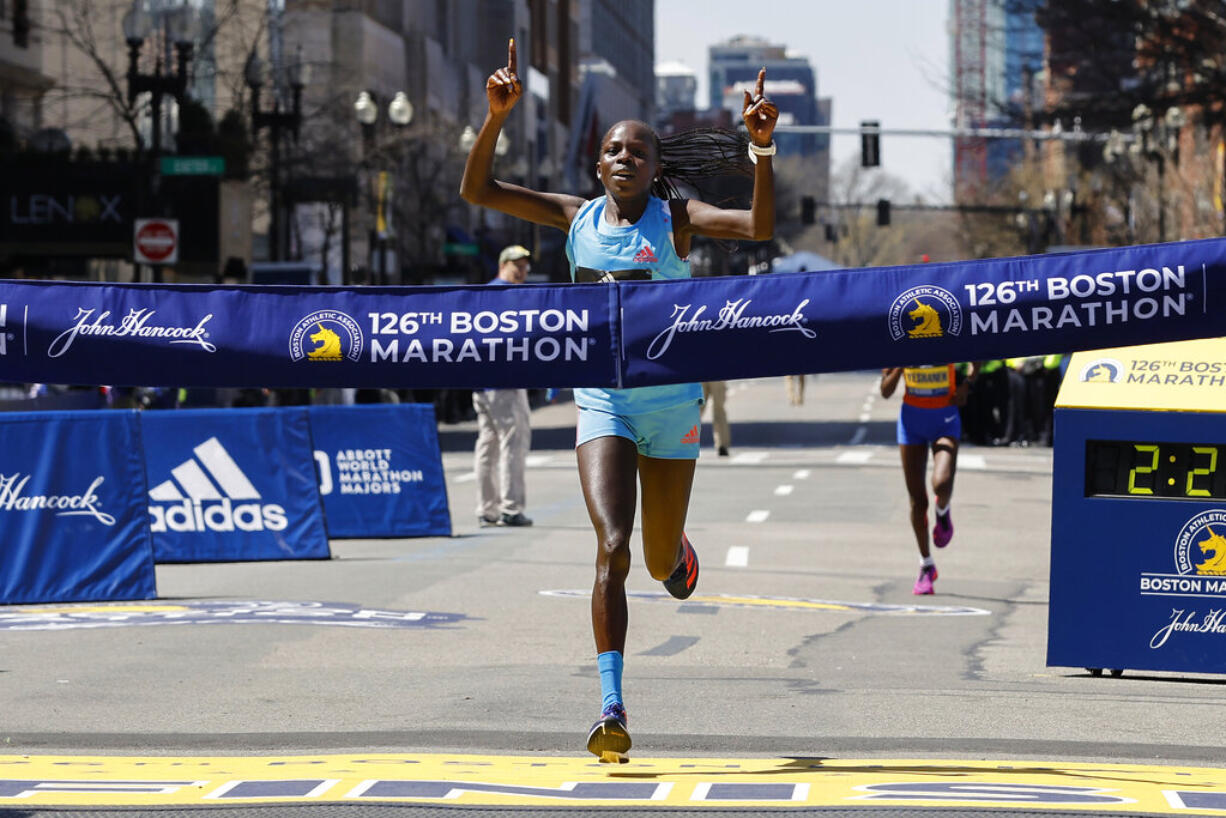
[755, 67, 765, 101]
[508, 37, 517, 76]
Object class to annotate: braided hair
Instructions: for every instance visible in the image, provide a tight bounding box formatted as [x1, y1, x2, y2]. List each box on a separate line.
[611, 121, 753, 200]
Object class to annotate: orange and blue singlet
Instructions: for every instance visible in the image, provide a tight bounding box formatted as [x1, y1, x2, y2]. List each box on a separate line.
[897, 364, 961, 445]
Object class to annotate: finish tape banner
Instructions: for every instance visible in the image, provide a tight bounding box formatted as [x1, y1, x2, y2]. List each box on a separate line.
[141, 408, 331, 563]
[1, 238, 1223, 389]
[0, 410, 155, 604]
[309, 404, 452, 538]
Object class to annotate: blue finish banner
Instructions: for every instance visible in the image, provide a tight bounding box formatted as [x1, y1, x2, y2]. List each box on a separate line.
[0, 238, 1222, 388]
[141, 408, 330, 563]
[308, 404, 452, 538]
[621, 239, 1226, 386]
[0, 410, 155, 603]
[0, 281, 617, 389]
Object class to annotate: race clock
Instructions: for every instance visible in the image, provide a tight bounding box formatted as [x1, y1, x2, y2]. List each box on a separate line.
[1049, 337, 1226, 677]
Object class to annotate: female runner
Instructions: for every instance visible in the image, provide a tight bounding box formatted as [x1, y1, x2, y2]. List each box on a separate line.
[461, 39, 777, 761]
[880, 362, 980, 594]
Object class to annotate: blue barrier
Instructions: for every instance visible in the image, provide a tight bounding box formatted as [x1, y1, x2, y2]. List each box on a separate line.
[142, 408, 331, 563]
[0, 410, 156, 603]
[0, 238, 1222, 388]
[309, 404, 452, 538]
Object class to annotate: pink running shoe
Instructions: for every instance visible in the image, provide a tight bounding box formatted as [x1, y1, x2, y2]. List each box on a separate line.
[913, 564, 938, 595]
[933, 511, 954, 548]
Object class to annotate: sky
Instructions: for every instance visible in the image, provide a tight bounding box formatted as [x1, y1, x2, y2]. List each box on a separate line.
[655, 0, 953, 202]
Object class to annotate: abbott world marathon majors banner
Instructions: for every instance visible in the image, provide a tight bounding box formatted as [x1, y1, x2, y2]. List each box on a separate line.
[0, 238, 1224, 388]
[0, 410, 156, 603]
[309, 404, 452, 538]
[141, 408, 330, 563]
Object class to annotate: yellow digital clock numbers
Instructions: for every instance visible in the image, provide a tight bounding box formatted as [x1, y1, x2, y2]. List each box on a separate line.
[1087, 441, 1225, 500]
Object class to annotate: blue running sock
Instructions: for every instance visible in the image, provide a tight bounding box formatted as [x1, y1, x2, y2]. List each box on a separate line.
[597, 650, 623, 712]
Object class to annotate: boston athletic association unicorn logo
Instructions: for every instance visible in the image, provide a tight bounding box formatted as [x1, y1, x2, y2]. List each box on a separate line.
[906, 299, 944, 338]
[289, 310, 364, 363]
[1194, 527, 1226, 576]
[307, 323, 343, 361]
[887, 285, 962, 342]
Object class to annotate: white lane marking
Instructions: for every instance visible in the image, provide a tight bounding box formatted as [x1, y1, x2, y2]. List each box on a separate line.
[525, 454, 552, 467]
[725, 546, 749, 567]
[774, 485, 794, 496]
[793, 469, 811, 479]
[858, 413, 871, 423]
[836, 450, 873, 464]
[731, 451, 768, 464]
[746, 509, 771, 523]
[960, 453, 987, 470]
[849, 426, 868, 445]
[455, 472, 476, 483]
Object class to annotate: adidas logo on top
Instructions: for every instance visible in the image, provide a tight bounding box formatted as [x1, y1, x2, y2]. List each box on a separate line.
[633, 245, 657, 264]
[148, 437, 288, 533]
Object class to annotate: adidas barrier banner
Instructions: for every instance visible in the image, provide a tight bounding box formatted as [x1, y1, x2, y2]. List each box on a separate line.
[0, 239, 1223, 389]
[0, 280, 617, 389]
[620, 239, 1226, 386]
[141, 408, 330, 563]
[309, 404, 452, 538]
[0, 410, 155, 604]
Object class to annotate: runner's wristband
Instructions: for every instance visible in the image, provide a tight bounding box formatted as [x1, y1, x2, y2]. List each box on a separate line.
[747, 141, 777, 164]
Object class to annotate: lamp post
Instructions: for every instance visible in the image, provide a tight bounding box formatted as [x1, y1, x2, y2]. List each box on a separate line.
[123, 0, 196, 156]
[246, 47, 307, 262]
[355, 90, 414, 284]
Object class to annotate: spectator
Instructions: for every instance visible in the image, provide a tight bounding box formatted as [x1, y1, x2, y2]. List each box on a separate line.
[472, 245, 534, 528]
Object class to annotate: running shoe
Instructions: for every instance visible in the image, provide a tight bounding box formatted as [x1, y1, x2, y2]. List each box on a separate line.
[913, 564, 938, 595]
[586, 702, 631, 763]
[662, 533, 699, 600]
[933, 510, 954, 548]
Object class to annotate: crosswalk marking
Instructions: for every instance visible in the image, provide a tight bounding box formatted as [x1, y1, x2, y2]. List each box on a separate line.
[724, 546, 749, 567]
[774, 485, 794, 496]
[745, 509, 770, 523]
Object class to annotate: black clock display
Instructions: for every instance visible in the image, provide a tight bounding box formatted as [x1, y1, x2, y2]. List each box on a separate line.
[1085, 440, 1226, 500]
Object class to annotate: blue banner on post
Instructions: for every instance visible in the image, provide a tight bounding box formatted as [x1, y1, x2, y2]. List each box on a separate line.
[0, 410, 155, 603]
[0, 239, 1222, 388]
[141, 408, 330, 563]
[308, 404, 452, 538]
[0, 280, 618, 389]
[620, 240, 1226, 386]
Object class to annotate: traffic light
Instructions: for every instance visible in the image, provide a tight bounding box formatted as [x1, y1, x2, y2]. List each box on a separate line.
[801, 195, 816, 225]
[876, 198, 891, 226]
[860, 120, 880, 167]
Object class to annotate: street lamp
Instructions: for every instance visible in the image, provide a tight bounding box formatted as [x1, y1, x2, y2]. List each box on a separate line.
[355, 90, 414, 284]
[123, 0, 195, 156]
[246, 46, 307, 262]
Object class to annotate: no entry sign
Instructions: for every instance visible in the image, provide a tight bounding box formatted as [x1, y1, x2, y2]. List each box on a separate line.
[134, 218, 179, 265]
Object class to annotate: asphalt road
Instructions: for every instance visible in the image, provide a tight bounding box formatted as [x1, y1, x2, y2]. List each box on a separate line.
[0, 373, 1223, 814]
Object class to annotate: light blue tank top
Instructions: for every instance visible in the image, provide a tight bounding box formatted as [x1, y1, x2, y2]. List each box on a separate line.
[566, 196, 702, 414]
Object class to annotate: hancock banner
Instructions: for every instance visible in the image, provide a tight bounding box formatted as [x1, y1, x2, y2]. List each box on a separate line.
[0, 410, 155, 603]
[0, 238, 1223, 389]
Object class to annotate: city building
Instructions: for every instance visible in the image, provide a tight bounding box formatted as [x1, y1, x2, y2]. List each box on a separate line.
[949, 0, 1045, 198]
[655, 59, 695, 121]
[707, 34, 830, 160]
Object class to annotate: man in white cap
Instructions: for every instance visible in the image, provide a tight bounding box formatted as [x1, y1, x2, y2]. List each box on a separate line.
[473, 245, 534, 526]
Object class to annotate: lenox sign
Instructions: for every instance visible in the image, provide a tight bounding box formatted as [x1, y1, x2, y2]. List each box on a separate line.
[8, 193, 124, 225]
